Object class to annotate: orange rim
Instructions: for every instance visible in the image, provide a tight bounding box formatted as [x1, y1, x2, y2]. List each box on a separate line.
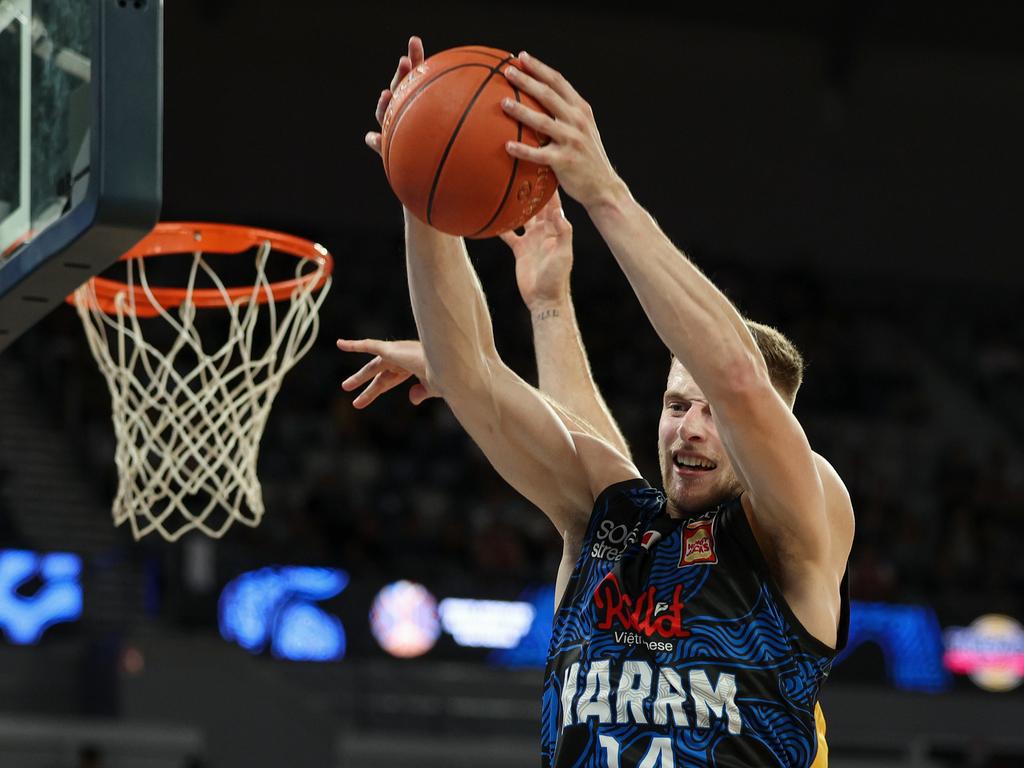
[67, 222, 333, 318]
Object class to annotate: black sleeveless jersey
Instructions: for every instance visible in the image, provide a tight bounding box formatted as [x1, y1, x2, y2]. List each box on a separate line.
[541, 479, 849, 768]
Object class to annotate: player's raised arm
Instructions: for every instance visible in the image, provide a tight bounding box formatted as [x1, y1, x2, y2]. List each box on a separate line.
[502, 50, 851, 641]
[401, 215, 638, 533]
[499, 192, 630, 460]
[360, 38, 638, 537]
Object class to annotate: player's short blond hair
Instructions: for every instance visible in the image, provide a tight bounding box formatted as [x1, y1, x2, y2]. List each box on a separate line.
[745, 320, 804, 406]
[670, 320, 804, 408]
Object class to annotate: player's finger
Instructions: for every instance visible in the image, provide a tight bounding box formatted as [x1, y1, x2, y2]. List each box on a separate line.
[337, 338, 385, 358]
[504, 65, 572, 119]
[374, 369, 411, 397]
[517, 51, 582, 105]
[506, 140, 553, 165]
[375, 89, 393, 127]
[409, 36, 425, 68]
[501, 98, 562, 141]
[522, 209, 540, 229]
[409, 382, 429, 405]
[549, 191, 572, 233]
[365, 131, 382, 155]
[342, 355, 383, 391]
[352, 371, 395, 409]
[351, 372, 386, 409]
[530, 199, 554, 227]
[554, 206, 572, 235]
[539, 192, 560, 220]
[354, 370, 407, 409]
[390, 55, 412, 92]
[497, 230, 520, 248]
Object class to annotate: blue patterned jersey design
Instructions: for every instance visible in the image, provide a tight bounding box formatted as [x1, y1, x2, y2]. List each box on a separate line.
[540, 478, 848, 768]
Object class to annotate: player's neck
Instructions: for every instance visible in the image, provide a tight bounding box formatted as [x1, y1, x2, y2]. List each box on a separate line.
[665, 491, 739, 519]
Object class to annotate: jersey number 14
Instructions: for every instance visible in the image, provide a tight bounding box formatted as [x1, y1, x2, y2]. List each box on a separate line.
[599, 735, 674, 768]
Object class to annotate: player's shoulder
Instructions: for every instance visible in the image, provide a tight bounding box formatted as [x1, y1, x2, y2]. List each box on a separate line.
[813, 452, 855, 549]
[560, 430, 655, 541]
[592, 476, 659, 510]
[812, 453, 852, 511]
[568, 429, 643, 497]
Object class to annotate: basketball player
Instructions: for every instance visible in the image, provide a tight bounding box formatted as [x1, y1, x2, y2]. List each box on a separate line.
[347, 36, 852, 767]
[338, 198, 836, 766]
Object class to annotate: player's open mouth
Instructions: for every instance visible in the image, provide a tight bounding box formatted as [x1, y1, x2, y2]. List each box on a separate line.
[673, 454, 716, 474]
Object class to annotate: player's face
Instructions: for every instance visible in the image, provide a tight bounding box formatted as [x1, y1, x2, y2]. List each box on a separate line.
[658, 360, 743, 515]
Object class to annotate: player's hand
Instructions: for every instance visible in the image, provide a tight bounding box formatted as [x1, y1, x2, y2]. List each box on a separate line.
[501, 52, 622, 211]
[365, 35, 425, 157]
[336, 338, 437, 408]
[499, 191, 573, 312]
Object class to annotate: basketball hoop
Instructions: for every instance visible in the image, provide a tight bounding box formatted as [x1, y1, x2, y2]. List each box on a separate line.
[69, 222, 333, 541]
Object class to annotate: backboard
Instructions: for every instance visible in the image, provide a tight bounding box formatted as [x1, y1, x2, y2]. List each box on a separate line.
[0, 0, 161, 351]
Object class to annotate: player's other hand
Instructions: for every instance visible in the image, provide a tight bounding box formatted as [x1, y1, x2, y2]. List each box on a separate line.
[336, 338, 437, 408]
[365, 36, 425, 157]
[501, 52, 622, 211]
[499, 191, 573, 312]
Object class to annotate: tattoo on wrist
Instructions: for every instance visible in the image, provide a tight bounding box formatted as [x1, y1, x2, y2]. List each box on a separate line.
[535, 308, 560, 321]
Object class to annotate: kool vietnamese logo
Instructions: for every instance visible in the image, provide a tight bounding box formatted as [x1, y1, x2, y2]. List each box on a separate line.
[593, 572, 690, 640]
[680, 519, 718, 568]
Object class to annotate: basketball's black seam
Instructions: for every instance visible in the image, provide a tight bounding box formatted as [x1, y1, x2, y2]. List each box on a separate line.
[470, 85, 523, 238]
[384, 63, 493, 178]
[456, 48, 512, 63]
[427, 56, 515, 226]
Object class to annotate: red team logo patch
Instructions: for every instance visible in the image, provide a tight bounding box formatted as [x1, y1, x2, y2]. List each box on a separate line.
[680, 519, 717, 568]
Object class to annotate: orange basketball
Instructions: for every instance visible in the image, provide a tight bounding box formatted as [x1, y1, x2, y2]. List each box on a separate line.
[381, 46, 558, 239]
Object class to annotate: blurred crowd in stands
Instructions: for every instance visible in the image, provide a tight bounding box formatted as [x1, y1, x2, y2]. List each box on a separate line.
[3, 230, 1023, 627]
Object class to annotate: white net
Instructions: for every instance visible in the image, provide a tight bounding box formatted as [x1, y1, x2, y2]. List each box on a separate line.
[72, 235, 331, 541]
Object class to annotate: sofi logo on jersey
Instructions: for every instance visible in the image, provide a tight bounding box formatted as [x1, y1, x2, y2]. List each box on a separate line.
[593, 572, 690, 641]
[591, 519, 642, 562]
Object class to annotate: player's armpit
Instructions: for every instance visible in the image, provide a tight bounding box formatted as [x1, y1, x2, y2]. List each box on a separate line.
[440, 357, 631, 539]
[530, 390, 640, 503]
[567, 429, 642, 502]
